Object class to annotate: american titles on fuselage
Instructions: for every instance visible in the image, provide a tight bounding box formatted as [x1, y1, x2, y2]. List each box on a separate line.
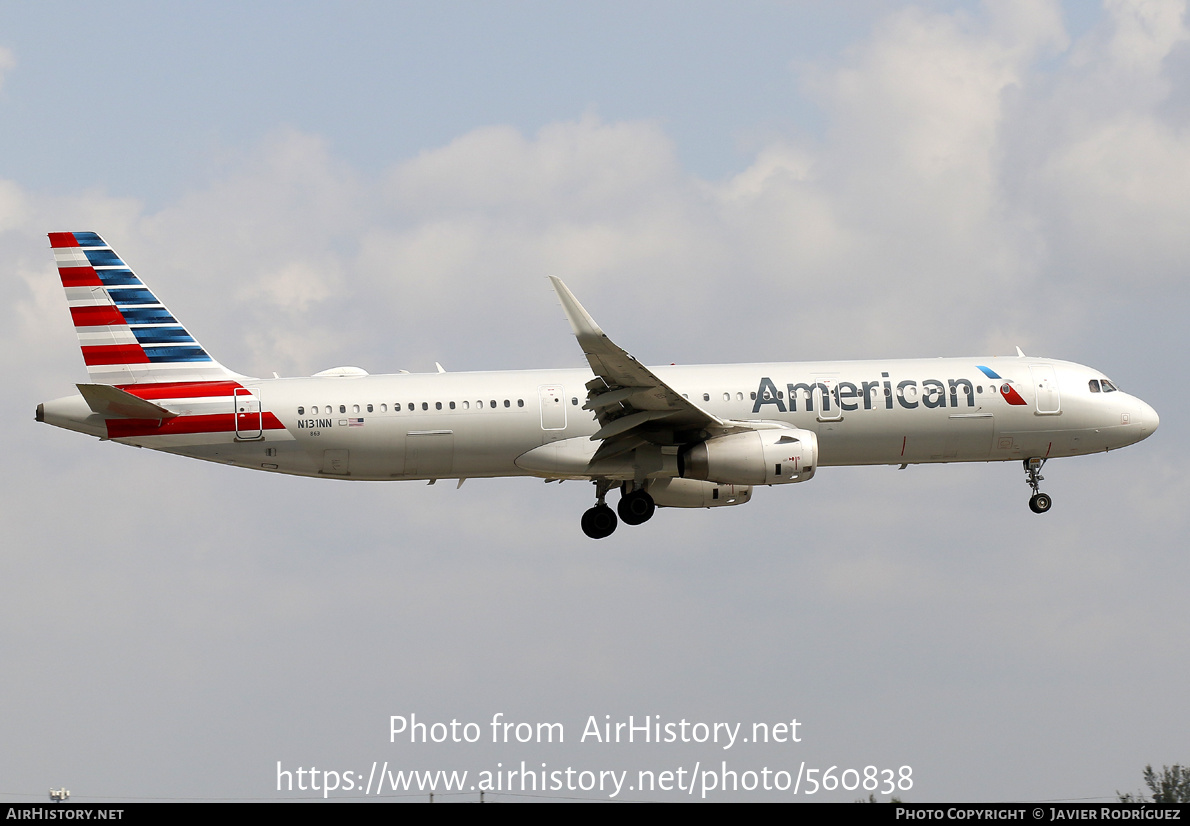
[751, 369, 1027, 416]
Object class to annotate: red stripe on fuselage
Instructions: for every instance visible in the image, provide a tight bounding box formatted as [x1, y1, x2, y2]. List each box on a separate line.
[82, 344, 149, 365]
[106, 411, 285, 439]
[999, 384, 1028, 406]
[58, 266, 102, 287]
[116, 381, 245, 400]
[48, 232, 79, 248]
[71, 305, 126, 327]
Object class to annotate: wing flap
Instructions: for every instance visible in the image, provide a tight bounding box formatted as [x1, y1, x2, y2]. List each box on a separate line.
[590, 409, 674, 442]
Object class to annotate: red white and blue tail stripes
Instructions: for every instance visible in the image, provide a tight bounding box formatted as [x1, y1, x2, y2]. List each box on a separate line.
[49, 231, 238, 385]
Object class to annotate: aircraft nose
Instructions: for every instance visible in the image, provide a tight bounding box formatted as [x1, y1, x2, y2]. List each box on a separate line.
[1128, 397, 1159, 442]
[1142, 400, 1159, 434]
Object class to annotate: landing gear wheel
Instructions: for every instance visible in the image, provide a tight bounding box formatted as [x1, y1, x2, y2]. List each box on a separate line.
[1023, 458, 1051, 514]
[617, 489, 656, 526]
[1029, 493, 1052, 514]
[581, 504, 618, 539]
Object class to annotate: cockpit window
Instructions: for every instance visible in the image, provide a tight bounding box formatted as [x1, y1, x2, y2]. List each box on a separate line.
[1101, 379, 1118, 393]
[1088, 380, 1101, 393]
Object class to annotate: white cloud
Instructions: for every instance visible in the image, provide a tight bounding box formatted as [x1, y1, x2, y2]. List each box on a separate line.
[7, 2, 1186, 378]
[999, 3, 1190, 293]
[1102, 0, 1189, 73]
[387, 114, 683, 218]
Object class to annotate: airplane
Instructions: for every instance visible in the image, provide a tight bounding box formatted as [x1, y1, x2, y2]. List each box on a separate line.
[37, 231, 1159, 539]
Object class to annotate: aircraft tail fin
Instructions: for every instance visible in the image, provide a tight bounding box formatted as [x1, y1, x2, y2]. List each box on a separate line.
[49, 232, 241, 385]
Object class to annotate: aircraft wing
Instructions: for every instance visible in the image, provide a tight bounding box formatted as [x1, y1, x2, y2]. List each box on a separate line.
[549, 277, 743, 461]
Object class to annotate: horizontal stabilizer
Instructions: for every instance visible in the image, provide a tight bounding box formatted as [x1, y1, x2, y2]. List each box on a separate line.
[77, 383, 178, 420]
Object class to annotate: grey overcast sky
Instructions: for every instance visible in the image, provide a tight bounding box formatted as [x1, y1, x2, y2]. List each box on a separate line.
[2, 0, 1187, 802]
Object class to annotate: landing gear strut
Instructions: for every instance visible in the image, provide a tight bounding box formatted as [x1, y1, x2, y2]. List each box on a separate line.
[581, 479, 617, 539]
[1024, 458, 1052, 514]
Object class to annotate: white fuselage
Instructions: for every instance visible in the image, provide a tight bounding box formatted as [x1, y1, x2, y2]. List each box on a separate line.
[42, 356, 1157, 482]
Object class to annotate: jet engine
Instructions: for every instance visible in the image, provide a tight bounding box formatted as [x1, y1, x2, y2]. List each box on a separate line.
[679, 428, 818, 486]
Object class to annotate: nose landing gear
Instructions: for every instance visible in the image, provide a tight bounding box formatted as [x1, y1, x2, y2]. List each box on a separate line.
[1024, 458, 1052, 514]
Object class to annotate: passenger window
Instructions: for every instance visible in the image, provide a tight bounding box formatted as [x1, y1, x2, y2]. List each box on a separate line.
[504, 399, 510, 408]
[311, 406, 318, 414]
[298, 407, 305, 415]
[353, 404, 360, 413]
[380, 404, 387, 412]
[572, 397, 578, 405]
[339, 405, 346, 414]
[422, 402, 428, 411]
[463, 401, 470, 410]
[435, 402, 442, 410]
[703, 393, 710, 402]
[722, 392, 729, 402]
[367, 404, 373, 413]
[394, 403, 401, 411]
[517, 399, 524, 407]
[449, 401, 456, 410]
[490, 400, 496, 408]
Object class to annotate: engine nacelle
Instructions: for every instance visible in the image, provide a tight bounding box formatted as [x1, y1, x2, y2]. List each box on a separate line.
[646, 477, 752, 508]
[679, 428, 818, 486]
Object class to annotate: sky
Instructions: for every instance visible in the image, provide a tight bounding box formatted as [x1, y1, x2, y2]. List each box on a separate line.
[1, 0, 1187, 803]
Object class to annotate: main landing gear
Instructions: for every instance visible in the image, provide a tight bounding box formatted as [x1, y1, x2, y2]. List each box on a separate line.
[1024, 458, 1052, 514]
[618, 487, 656, 526]
[581, 481, 656, 539]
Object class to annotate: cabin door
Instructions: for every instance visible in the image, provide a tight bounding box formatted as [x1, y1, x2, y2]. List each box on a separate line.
[1029, 365, 1061, 414]
[234, 387, 263, 440]
[539, 385, 567, 434]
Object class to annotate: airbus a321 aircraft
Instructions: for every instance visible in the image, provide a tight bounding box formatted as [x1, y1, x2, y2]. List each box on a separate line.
[37, 232, 1159, 538]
